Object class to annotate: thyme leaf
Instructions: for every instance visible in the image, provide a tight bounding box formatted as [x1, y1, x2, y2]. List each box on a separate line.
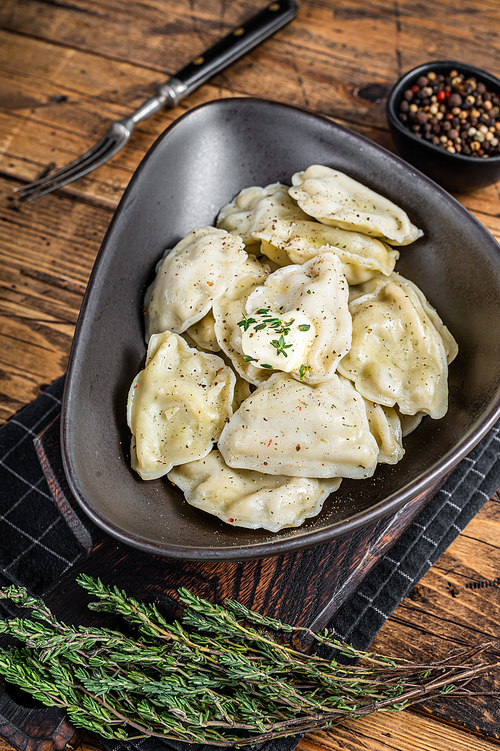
[271, 335, 293, 357]
[299, 364, 312, 380]
[237, 314, 257, 332]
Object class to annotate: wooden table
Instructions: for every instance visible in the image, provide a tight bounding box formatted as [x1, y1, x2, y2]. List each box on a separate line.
[1, 1, 500, 750]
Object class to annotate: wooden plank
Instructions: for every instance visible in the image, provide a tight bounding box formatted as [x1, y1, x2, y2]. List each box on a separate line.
[296, 497, 500, 749]
[3, 0, 500, 199]
[0, 28, 243, 202]
[0, 186, 111, 281]
[367, 498, 500, 739]
[0, 704, 496, 751]
[2, 0, 500, 81]
[0, 26, 209, 195]
[0, 366, 49, 424]
[2, 27, 500, 211]
[2, 0, 500, 85]
[299, 710, 499, 751]
[0, 0, 399, 78]
[0, 695, 496, 751]
[0, 176, 112, 421]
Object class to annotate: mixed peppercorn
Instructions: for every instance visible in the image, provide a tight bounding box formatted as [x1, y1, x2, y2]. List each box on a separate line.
[397, 69, 500, 157]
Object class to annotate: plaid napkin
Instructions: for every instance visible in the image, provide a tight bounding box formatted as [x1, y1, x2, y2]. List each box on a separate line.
[1, 376, 500, 751]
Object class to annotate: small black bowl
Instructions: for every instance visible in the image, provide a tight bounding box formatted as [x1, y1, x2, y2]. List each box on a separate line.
[387, 60, 500, 193]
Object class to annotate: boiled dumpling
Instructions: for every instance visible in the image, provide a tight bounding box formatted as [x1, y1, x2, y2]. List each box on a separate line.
[258, 239, 293, 267]
[240, 252, 352, 384]
[219, 372, 380, 479]
[216, 183, 310, 247]
[144, 227, 247, 340]
[390, 273, 458, 364]
[127, 331, 235, 480]
[168, 450, 341, 532]
[254, 219, 399, 283]
[289, 165, 423, 246]
[397, 409, 425, 437]
[128, 167, 458, 534]
[185, 311, 220, 352]
[348, 275, 389, 303]
[213, 255, 273, 385]
[232, 373, 252, 411]
[349, 271, 458, 365]
[337, 280, 449, 418]
[364, 401, 404, 465]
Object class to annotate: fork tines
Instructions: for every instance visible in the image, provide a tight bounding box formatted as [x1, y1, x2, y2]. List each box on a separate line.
[14, 131, 124, 201]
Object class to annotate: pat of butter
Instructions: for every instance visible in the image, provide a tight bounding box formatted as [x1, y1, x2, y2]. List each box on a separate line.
[240, 310, 316, 372]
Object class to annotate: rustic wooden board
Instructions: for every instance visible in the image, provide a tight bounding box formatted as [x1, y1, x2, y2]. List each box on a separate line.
[300, 710, 500, 751]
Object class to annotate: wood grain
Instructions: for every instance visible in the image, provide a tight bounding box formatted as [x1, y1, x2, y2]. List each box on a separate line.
[1, 1, 500, 751]
[0, 176, 112, 420]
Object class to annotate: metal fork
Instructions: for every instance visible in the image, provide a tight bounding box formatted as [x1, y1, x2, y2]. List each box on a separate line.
[14, 0, 297, 201]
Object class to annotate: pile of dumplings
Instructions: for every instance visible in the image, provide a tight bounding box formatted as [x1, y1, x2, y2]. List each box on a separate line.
[127, 165, 458, 533]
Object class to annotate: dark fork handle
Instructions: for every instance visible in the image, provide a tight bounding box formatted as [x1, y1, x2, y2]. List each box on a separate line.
[169, 1, 298, 100]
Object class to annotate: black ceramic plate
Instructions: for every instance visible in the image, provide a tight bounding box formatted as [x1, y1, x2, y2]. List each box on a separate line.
[61, 97, 500, 559]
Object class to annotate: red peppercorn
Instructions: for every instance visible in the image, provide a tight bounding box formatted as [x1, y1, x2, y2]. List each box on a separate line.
[437, 90, 449, 102]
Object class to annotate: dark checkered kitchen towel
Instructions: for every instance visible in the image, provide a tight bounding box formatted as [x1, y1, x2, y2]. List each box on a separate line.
[1, 375, 500, 751]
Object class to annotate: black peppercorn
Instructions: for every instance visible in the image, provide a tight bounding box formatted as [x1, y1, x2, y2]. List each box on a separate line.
[448, 93, 463, 108]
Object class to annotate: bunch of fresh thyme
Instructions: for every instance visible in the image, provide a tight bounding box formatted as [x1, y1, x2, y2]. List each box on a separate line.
[0, 575, 497, 747]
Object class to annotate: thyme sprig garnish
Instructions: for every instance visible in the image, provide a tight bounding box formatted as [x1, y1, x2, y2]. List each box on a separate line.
[0, 576, 497, 747]
[236, 313, 257, 332]
[271, 334, 293, 358]
[299, 364, 312, 380]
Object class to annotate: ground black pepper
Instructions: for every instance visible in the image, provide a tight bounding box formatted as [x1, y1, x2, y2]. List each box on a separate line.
[397, 69, 500, 157]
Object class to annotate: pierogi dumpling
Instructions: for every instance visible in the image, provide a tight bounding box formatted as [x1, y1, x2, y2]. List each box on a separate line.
[337, 280, 449, 418]
[390, 273, 458, 364]
[216, 183, 310, 246]
[397, 410, 424, 437]
[254, 219, 399, 283]
[364, 402, 404, 465]
[241, 252, 352, 383]
[349, 272, 458, 365]
[232, 373, 252, 411]
[144, 227, 247, 340]
[289, 165, 423, 246]
[127, 331, 235, 480]
[168, 450, 342, 532]
[219, 372, 380, 479]
[213, 255, 272, 385]
[185, 311, 220, 352]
